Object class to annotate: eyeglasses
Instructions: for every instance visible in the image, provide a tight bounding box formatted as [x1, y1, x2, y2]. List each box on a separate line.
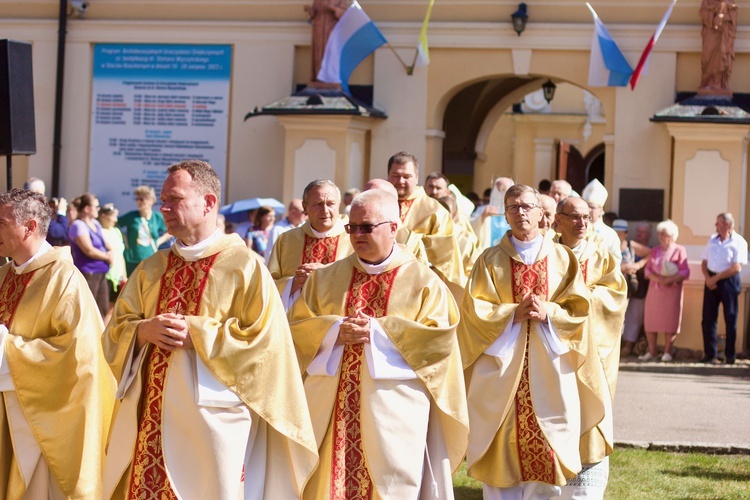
[344, 221, 393, 234]
[505, 203, 538, 214]
[558, 213, 591, 223]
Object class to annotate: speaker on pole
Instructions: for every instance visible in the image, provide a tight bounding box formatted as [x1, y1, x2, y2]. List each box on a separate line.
[0, 39, 37, 156]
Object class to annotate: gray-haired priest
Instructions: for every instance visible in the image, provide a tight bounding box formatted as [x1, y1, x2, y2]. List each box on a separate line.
[0, 188, 115, 498]
[268, 179, 353, 310]
[289, 188, 468, 499]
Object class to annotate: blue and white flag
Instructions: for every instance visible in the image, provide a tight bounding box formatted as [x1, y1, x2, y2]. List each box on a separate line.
[317, 1, 387, 93]
[586, 2, 633, 87]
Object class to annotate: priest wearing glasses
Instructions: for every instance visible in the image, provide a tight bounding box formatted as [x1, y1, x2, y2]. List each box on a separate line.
[289, 188, 468, 499]
[458, 184, 592, 499]
[554, 196, 627, 499]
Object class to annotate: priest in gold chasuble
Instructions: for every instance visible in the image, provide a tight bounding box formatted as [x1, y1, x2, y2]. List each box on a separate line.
[424, 171, 481, 278]
[268, 179, 353, 309]
[554, 197, 627, 499]
[361, 178, 430, 267]
[290, 189, 468, 499]
[386, 152, 465, 287]
[0, 189, 115, 499]
[458, 185, 592, 499]
[102, 161, 317, 500]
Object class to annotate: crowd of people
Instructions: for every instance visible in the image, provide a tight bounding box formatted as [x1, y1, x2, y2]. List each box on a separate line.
[0, 156, 744, 499]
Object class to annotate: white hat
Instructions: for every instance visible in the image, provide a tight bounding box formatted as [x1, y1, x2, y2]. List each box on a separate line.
[582, 178, 608, 208]
[612, 219, 628, 232]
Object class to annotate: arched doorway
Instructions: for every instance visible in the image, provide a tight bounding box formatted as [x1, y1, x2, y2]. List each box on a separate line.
[557, 142, 586, 194]
[584, 143, 606, 186]
[441, 76, 537, 195]
[439, 77, 608, 196]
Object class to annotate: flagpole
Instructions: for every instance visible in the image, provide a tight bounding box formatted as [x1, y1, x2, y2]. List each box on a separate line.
[408, 49, 420, 75]
[386, 42, 412, 74]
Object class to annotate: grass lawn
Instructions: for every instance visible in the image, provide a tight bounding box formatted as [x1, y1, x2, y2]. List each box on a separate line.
[453, 448, 750, 499]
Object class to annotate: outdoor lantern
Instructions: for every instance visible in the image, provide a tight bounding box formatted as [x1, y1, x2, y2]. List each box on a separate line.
[542, 79, 557, 103]
[511, 3, 528, 36]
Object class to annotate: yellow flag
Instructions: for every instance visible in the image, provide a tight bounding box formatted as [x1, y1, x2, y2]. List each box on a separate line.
[414, 0, 435, 68]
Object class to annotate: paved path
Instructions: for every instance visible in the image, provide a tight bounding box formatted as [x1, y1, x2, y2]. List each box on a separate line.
[614, 371, 750, 451]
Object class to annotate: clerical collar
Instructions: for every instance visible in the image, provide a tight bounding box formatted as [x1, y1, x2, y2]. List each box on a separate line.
[310, 218, 343, 238]
[510, 233, 543, 265]
[357, 245, 400, 275]
[568, 238, 588, 259]
[174, 228, 223, 261]
[310, 227, 329, 238]
[14, 240, 52, 273]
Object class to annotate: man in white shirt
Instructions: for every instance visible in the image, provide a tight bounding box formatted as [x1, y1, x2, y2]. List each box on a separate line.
[700, 212, 748, 364]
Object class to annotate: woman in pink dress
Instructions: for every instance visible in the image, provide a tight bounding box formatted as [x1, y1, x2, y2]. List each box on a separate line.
[640, 220, 690, 362]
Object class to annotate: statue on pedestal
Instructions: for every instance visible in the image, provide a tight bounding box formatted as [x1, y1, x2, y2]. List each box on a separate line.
[698, 0, 739, 95]
[305, 0, 351, 84]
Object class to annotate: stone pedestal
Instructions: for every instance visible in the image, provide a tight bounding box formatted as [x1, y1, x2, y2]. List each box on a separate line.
[276, 115, 373, 201]
[664, 122, 750, 243]
[663, 122, 750, 356]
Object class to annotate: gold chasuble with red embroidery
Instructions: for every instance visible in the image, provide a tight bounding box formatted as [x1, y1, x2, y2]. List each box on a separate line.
[554, 234, 627, 465]
[127, 252, 217, 498]
[397, 186, 465, 287]
[290, 249, 469, 499]
[103, 234, 317, 500]
[331, 266, 396, 499]
[0, 246, 115, 498]
[268, 218, 354, 295]
[458, 232, 592, 488]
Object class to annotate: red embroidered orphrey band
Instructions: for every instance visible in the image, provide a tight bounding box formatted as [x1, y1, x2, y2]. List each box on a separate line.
[127, 252, 218, 499]
[510, 257, 557, 484]
[398, 199, 414, 223]
[0, 270, 36, 328]
[302, 234, 340, 265]
[330, 267, 398, 499]
[580, 259, 589, 284]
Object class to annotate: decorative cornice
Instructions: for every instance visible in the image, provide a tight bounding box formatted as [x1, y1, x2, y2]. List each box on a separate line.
[663, 122, 750, 141]
[2, 18, 746, 52]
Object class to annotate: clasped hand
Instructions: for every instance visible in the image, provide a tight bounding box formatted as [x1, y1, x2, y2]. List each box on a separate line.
[336, 311, 370, 345]
[514, 292, 547, 323]
[291, 262, 325, 295]
[136, 313, 193, 351]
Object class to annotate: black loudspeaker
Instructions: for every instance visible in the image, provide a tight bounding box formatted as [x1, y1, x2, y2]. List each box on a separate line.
[0, 40, 36, 155]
